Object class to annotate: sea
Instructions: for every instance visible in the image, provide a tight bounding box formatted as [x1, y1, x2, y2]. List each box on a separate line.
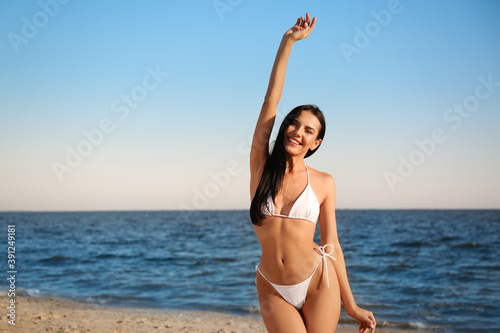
[1, 210, 499, 333]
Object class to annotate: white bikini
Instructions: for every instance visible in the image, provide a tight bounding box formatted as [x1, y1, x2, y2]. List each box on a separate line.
[262, 165, 320, 224]
[256, 166, 336, 310]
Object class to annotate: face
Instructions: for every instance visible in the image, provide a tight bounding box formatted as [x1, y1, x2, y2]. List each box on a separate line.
[283, 110, 322, 156]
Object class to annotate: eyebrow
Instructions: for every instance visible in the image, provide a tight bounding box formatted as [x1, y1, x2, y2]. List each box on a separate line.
[293, 119, 316, 132]
[305, 125, 316, 132]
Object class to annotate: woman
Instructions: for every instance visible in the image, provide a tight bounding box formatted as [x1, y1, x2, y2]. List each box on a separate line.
[250, 13, 377, 333]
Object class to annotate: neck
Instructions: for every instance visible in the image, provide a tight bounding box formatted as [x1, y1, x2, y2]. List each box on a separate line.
[286, 155, 306, 173]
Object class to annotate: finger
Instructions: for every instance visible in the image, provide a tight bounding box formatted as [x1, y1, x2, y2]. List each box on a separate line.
[305, 12, 310, 24]
[364, 321, 372, 333]
[369, 313, 376, 331]
[300, 16, 305, 27]
[309, 16, 317, 30]
[295, 17, 300, 26]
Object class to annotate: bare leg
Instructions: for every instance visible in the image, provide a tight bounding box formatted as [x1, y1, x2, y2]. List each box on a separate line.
[301, 258, 341, 333]
[256, 272, 308, 333]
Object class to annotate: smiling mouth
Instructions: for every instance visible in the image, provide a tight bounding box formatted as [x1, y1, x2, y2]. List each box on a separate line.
[287, 137, 301, 146]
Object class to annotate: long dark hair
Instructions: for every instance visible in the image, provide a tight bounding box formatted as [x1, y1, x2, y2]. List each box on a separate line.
[250, 105, 326, 226]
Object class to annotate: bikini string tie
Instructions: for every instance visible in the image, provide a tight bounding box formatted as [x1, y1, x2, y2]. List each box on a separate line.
[318, 244, 336, 288]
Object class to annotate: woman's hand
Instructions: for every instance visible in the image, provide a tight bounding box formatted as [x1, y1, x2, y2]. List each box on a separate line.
[348, 305, 377, 333]
[283, 12, 316, 42]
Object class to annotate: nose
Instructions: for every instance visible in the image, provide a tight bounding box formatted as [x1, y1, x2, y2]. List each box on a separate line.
[293, 126, 304, 137]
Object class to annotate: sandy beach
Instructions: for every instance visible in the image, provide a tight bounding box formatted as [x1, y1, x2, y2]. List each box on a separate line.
[0, 295, 429, 333]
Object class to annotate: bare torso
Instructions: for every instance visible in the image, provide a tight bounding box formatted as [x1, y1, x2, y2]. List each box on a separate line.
[254, 216, 321, 285]
[253, 167, 328, 285]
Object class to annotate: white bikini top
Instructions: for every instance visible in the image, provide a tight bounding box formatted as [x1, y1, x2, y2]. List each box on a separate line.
[262, 166, 320, 224]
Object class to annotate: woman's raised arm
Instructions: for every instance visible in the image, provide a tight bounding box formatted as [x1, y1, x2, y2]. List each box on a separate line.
[250, 13, 316, 194]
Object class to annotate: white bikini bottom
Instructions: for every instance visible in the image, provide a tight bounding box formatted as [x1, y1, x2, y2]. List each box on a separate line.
[255, 244, 336, 310]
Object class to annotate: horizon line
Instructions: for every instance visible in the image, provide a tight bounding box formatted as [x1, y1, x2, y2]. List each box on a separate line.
[1, 207, 499, 213]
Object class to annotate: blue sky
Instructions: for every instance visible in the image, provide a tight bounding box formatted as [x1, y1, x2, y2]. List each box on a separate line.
[1, 0, 499, 211]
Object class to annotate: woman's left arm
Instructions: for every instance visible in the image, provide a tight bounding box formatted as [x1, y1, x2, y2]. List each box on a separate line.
[318, 173, 377, 333]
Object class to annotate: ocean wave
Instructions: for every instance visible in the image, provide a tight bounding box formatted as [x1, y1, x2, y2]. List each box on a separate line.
[0, 288, 41, 297]
[241, 305, 260, 315]
[95, 253, 143, 260]
[39, 255, 79, 264]
[452, 242, 486, 248]
[79, 294, 154, 308]
[336, 317, 444, 331]
[377, 319, 446, 331]
[391, 240, 434, 248]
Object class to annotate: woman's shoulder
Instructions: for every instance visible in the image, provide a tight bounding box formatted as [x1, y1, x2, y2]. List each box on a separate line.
[307, 166, 335, 186]
[307, 166, 335, 203]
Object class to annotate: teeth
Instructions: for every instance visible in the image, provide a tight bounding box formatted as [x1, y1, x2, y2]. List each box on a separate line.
[289, 138, 300, 145]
